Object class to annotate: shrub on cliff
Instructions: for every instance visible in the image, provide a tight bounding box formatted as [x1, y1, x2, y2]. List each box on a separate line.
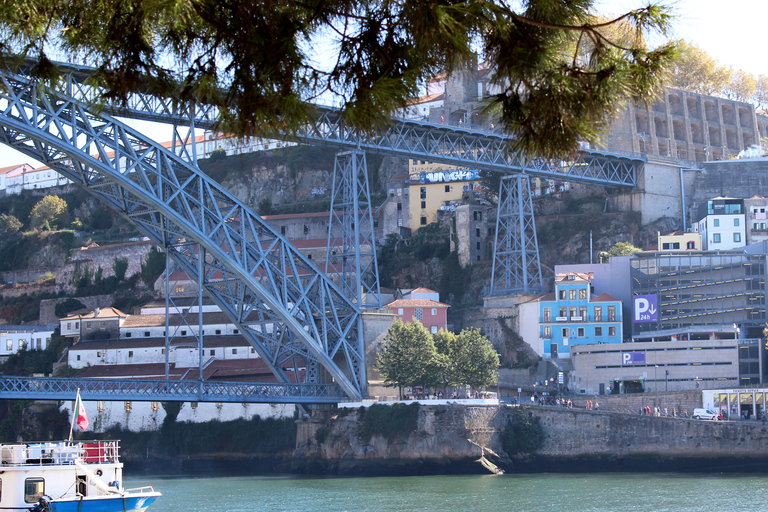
[359, 403, 419, 441]
[502, 408, 545, 455]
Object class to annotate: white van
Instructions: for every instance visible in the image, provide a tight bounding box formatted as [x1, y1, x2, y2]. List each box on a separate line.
[693, 408, 718, 420]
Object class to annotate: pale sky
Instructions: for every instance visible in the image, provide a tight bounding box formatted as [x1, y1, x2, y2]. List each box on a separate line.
[1, 1, 766, 169]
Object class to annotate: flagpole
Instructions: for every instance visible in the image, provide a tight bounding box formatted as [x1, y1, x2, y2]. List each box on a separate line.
[68, 388, 80, 444]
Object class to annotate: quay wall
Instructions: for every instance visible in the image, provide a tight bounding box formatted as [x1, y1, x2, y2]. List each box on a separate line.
[293, 404, 768, 474]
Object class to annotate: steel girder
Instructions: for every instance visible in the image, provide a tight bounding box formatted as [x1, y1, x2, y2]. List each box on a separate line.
[33, 61, 643, 187]
[0, 376, 345, 404]
[326, 151, 381, 309]
[490, 175, 544, 296]
[0, 70, 367, 400]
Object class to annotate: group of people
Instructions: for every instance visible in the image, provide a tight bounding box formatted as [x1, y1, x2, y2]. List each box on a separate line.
[585, 400, 599, 410]
[639, 405, 676, 417]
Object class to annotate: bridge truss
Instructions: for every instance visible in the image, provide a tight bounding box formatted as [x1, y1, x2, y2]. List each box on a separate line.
[0, 62, 644, 404]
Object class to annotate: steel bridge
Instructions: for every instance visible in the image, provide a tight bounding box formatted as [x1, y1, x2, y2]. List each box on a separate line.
[0, 61, 644, 405]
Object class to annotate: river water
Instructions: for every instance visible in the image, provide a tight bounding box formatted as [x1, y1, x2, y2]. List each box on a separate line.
[128, 473, 768, 512]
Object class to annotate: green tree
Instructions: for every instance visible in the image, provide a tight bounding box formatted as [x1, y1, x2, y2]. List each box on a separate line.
[112, 257, 128, 282]
[2, 0, 678, 158]
[670, 42, 731, 95]
[443, 327, 499, 390]
[754, 75, 768, 110]
[140, 247, 166, 289]
[29, 195, 69, 229]
[54, 298, 86, 318]
[257, 197, 274, 216]
[598, 241, 643, 262]
[0, 213, 22, 238]
[375, 319, 442, 398]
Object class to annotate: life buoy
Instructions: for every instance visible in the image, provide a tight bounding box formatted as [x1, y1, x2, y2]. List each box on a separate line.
[96, 469, 103, 476]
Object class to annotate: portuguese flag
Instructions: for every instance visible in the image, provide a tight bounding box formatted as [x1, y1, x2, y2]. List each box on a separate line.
[73, 389, 89, 430]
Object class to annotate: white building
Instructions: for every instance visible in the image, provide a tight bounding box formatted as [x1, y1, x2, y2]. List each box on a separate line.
[0, 325, 55, 360]
[693, 197, 746, 250]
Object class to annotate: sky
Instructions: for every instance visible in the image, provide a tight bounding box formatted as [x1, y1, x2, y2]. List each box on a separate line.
[1, 0, 766, 169]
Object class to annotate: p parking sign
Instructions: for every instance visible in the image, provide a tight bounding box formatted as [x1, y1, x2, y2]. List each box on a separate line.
[634, 294, 658, 323]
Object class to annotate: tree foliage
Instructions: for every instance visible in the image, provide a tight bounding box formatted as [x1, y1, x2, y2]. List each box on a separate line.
[377, 320, 498, 395]
[598, 241, 642, 262]
[140, 247, 166, 289]
[0, 213, 21, 238]
[670, 42, 731, 95]
[375, 319, 443, 397]
[112, 257, 129, 282]
[29, 195, 69, 229]
[0, 0, 678, 158]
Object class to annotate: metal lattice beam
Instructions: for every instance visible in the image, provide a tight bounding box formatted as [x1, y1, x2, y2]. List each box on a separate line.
[490, 175, 543, 296]
[35, 61, 643, 188]
[0, 376, 345, 404]
[0, 69, 367, 399]
[326, 150, 381, 309]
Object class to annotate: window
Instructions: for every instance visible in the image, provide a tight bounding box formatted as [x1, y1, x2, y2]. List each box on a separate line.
[128, 351, 133, 357]
[67, 322, 71, 330]
[125, 332, 132, 338]
[233, 329, 239, 334]
[569, 307, 577, 319]
[397, 202, 402, 211]
[445, 185, 450, 192]
[280, 226, 286, 235]
[734, 218, 740, 226]
[420, 200, 426, 209]
[662, 242, 670, 249]
[594, 307, 602, 321]
[558, 307, 567, 318]
[420, 216, 427, 225]
[398, 308, 403, 315]
[6, 339, 12, 350]
[251, 348, 255, 353]
[714, 219, 720, 227]
[579, 307, 587, 320]
[232, 348, 237, 355]
[144, 331, 150, 337]
[569, 289, 576, 300]
[96, 351, 101, 357]
[577, 327, 585, 337]
[75, 322, 79, 329]
[190, 402, 198, 409]
[175, 285, 184, 293]
[473, 211, 478, 220]
[210, 350, 215, 356]
[76, 355, 80, 361]
[420, 187, 426, 199]
[562, 328, 569, 337]
[607, 306, 616, 321]
[476, 228, 480, 237]
[431, 308, 437, 316]
[579, 289, 586, 299]
[734, 233, 741, 242]
[595, 327, 603, 337]
[713, 233, 721, 243]
[608, 326, 616, 336]
[181, 330, 187, 336]
[25, 478, 45, 503]
[431, 326, 438, 334]
[543, 308, 551, 322]
[415, 308, 423, 321]
[543, 326, 551, 338]
[687, 241, 695, 249]
[558, 290, 566, 300]
[124, 401, 132, 411]
[86, 322, 92, 329]
[303, 225, 309, 234]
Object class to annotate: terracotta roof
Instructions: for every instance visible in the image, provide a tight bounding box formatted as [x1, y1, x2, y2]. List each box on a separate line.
[409, 287, 438, 294]
[406, 92, 444, 105]
[0, 164, 32, 176]
[121, 312, 247, 328]
[61, 307, 128, 321]
[591, 293, 619, 302]
[384, 299, 449, 308]
[70, 335, 252, 351]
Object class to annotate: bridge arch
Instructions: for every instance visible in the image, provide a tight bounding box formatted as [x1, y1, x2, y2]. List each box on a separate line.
[0, 70, 365, 398]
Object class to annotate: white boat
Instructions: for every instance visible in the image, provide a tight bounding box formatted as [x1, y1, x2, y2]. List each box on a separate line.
[0, 440, 161, 512]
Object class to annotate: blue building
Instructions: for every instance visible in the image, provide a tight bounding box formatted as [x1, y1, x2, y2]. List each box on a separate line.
[533, 272, 623, 358]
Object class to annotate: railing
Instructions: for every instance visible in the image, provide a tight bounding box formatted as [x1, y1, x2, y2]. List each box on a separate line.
[0, 375, 346, 404]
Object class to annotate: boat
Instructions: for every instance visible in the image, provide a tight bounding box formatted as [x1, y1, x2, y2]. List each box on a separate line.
[0, 440, 161, 512]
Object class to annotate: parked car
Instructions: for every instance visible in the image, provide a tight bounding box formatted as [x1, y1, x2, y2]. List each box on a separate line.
[693, 408, 718, 420]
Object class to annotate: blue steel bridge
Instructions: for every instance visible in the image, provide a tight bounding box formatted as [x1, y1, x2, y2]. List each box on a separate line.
[0, 60, 644, 405]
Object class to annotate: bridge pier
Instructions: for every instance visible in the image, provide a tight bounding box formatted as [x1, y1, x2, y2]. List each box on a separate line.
[490, 174, 543, 296]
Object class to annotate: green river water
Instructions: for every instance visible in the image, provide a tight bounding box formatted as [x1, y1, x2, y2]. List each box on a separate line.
[127, 473, 768, 512]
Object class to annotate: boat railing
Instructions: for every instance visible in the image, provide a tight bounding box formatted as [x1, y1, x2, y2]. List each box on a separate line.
[0, 440, 120, 466]
[125, 486, 158, 494]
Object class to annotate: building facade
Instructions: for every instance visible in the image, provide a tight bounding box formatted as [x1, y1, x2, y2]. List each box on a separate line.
[525, 272, 623, 359]
[0, 325, 55, 360]
[693, 198, 746, 250]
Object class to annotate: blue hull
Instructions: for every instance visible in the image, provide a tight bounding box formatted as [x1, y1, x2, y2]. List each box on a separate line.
[47, 495, 158, 512]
